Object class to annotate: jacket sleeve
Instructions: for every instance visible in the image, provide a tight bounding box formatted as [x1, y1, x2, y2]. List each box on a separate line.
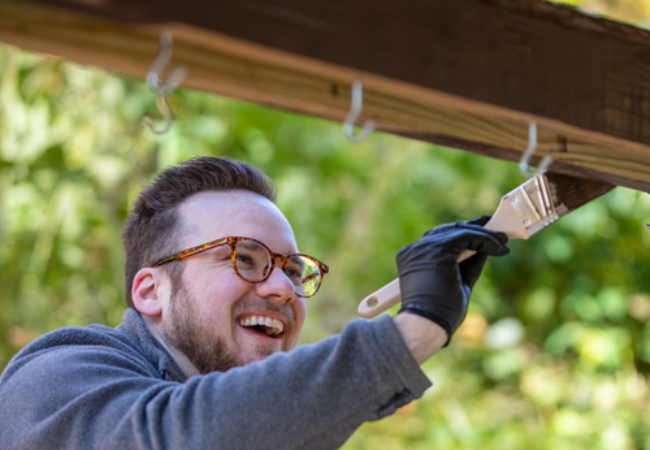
[0, 315, 431, 450]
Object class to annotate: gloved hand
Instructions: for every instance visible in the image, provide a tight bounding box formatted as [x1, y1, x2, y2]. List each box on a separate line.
[396, 216, 510, 345]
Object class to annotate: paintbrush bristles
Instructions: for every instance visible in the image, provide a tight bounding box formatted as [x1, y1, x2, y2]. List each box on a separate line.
[545, 172, 615, 214]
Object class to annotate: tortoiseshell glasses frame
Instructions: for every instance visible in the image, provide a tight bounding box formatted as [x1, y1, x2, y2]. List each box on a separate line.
[152, 236, 329, 298]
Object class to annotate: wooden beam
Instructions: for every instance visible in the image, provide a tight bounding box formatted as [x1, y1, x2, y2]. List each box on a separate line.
[2, 0, 650, 191]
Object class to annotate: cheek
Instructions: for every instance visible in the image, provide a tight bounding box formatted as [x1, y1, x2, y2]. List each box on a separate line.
[291, 299, 307, 335]
[187, 268, 253, 318]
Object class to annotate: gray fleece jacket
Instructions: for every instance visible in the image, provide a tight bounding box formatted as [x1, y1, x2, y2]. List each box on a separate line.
[0, 308, 431, 450]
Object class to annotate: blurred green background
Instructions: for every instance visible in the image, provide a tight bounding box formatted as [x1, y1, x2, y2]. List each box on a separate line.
[2, 1, 650, 448]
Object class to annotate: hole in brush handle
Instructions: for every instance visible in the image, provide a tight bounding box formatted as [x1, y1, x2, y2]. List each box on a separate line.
[358, 279, 401, 318]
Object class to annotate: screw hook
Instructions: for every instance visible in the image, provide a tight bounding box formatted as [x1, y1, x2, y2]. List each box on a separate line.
[343, 81, 375, 143]
[142, 32, 189, 135]
[519, 122, 554, 178]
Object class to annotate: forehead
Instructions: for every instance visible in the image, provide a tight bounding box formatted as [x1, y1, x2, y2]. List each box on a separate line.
[177, 190, 297, 253]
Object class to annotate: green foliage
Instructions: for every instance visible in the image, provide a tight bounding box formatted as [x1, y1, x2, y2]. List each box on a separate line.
[1, 38, 650, 449]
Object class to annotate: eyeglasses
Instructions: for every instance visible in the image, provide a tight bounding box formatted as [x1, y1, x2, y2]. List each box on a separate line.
[152, 236, 329, 298]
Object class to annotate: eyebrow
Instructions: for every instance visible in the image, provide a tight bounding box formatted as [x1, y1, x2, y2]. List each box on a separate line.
[287, 257, 306, 272]
[237, 242, 266, 253]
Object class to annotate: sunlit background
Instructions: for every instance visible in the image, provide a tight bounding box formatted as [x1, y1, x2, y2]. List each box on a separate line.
[2, 1, 650, 449]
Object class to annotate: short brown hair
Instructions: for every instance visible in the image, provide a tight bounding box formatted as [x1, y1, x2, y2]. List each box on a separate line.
[121, 157, 276, 307]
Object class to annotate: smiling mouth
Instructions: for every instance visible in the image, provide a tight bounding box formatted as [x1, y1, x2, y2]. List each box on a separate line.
[238, 316, 285, 338]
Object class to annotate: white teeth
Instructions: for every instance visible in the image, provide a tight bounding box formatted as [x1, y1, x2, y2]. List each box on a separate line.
[238, 315, 285, 336]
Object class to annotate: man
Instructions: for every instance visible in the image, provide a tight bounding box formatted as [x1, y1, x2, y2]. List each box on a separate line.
[0, 157, 509, 449]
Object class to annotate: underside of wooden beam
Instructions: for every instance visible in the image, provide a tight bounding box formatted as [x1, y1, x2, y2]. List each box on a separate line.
[1, 0, 650, 192]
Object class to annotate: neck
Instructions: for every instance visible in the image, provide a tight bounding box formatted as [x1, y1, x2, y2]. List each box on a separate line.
[142, 315, 201, 380]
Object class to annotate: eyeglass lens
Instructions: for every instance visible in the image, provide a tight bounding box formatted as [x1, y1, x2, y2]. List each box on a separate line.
[234, 240, 321, 297]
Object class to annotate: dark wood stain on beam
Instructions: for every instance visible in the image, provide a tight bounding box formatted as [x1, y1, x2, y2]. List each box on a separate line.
[33, 0, 650, 149]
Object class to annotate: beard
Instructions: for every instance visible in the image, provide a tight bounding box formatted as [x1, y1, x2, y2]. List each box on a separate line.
[160, 277, 296, 375]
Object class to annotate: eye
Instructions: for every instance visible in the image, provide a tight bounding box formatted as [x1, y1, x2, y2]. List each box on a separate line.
[236, 253, 254, 265]
[284, 267, 303, 281]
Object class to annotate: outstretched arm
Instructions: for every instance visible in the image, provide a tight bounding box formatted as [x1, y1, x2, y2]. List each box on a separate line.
[0, 314, 429, 450]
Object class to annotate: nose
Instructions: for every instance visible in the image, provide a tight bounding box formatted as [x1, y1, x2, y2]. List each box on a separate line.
[255, 261, 296, 305]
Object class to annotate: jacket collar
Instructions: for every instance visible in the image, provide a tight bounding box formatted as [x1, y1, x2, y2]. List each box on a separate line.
[117, 308, 186, 383]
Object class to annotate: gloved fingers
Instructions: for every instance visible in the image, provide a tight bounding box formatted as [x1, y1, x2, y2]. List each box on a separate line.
[464, 215, 491, 227]
[398, 228, 509, 269]
[453, 222, 509, 247]
[422, 222, 459, 237]
[458, 230, 510, 288]
[451, 229, 511, 256]
[423, 227, 510, 257]
[422, 217, 491, 236]
[458, 252, 489, 288]
[423, 218, 508, 247]
[422, 219, 493, 237]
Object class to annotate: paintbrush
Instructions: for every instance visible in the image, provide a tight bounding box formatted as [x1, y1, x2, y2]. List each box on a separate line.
[357, 171, 615, 318]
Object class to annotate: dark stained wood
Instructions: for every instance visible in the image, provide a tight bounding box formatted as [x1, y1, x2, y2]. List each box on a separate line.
[3, 0, 650, 191]
[32, 0, 650, 147]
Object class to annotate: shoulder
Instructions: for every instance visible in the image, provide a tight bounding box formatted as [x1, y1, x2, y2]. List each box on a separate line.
[1, 322, 161, 386]
[0, 323, 175, 449]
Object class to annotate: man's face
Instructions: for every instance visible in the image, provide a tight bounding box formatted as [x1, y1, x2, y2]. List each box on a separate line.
[159, 190, 307, 373]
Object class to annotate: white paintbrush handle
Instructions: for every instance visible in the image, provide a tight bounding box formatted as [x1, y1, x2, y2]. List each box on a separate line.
[358, 195, 529, 318]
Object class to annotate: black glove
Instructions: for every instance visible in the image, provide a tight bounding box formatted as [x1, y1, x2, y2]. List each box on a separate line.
[396, 216, 510, 345]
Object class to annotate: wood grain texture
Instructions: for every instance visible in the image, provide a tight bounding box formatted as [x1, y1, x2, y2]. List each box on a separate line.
[2, 0, 650, 191]
[29, 0, 650, 146]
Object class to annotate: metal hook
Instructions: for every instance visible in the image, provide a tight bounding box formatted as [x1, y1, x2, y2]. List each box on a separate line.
[343, 81, 375, 143]
[142, 32, 189, 135]
[519, 122, 554, 178]
[142, 96, 175, 136]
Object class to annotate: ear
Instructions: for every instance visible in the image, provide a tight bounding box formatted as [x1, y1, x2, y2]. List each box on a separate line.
[132, 268, 170, 318]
